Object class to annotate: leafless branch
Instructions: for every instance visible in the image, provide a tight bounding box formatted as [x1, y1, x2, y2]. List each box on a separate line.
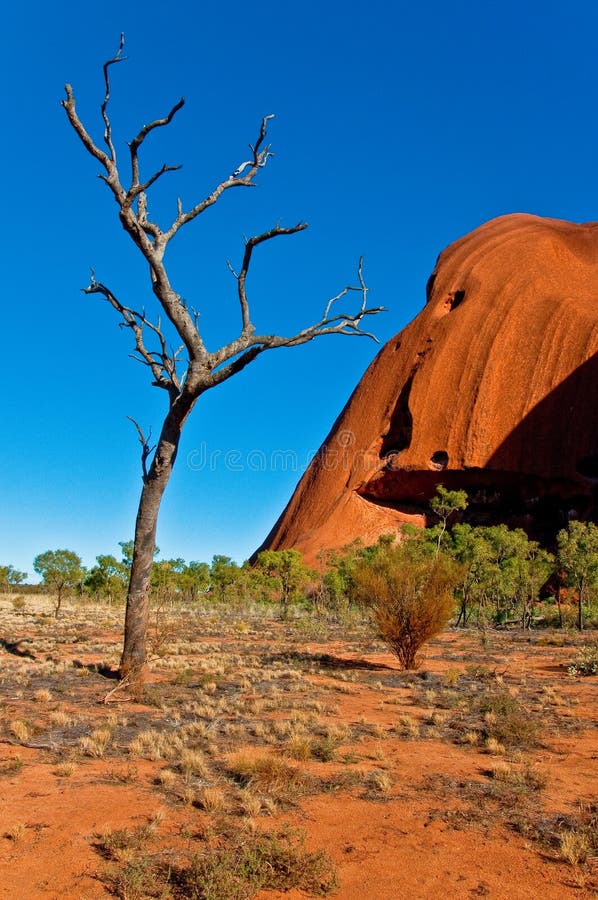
[234, 223, 307, 333]
[163, 114, 277, 243]
[127, 417, 156, 482]
[137, 163, 183, 195]
[63, 57, 283, 368]
[128, 97, 185, 194]
[62, 84, 112, 172]
[323, 257, 369, 319]
[211, 236, 383, 380]
[100, 672, 134, 703]
[101, 33, 127, 162]
[83, 273, 183, 396]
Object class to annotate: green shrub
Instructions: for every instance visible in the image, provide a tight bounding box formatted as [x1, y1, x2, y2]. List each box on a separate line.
[567, 644, 598, 677]
[352, 545, 459, 669]
[169, 828, 337, 899]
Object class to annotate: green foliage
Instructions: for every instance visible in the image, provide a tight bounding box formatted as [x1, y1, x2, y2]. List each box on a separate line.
[151, 557, 186, 599]
[25, 510, 597, 633]
[210, 555, 243, 603]
[477, 688, 538, 748]
[557, 521, 598, 629]
[311, 540, 364, 619]
[429, 484, 469, 519]
[33, 549, 86, 616]
[429, 484, 468, 552]
[85, 554, 128, 603]
[567, 643, 598, 676]
[255, 549, 312, 617]
[0, 564, 27, 592]
[169, 828, 337, 899]
[447, 523, 554, 628]
[178, 561, 210, 602]
[352, 541, 461, 668]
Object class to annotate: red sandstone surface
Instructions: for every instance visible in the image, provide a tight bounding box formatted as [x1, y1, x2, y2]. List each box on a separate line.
[260, 213, 598, 561]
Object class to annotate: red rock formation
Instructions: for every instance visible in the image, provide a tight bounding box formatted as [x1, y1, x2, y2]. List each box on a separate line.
[258, 214, 598, 562]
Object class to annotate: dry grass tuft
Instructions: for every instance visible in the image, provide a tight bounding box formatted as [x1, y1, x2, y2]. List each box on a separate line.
[5, 823, 26, 843]
[80, 727, 113, 758]
[53, 762, 77, 777]
[9, 720, 30, 742]
[226, 751, 318, 801]
[180, 749, 208, 779]
[33, 688, 52, 703]
[196, 785, 228, 813]
[559, 829, 591, 866]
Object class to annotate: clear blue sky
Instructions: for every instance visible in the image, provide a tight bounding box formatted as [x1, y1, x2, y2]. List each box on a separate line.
[2, 0, 597, 578]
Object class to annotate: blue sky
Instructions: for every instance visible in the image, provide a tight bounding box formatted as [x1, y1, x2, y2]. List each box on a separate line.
[2, 0, 597, 578]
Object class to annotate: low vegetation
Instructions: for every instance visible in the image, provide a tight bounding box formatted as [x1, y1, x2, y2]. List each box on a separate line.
[0, 587, 596, 896]
[1, 488, 597, 896]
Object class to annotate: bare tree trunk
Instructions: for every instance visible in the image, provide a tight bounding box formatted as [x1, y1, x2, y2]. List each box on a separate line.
[120, 398, 195, 680]
[577, 583, 584, 631]
[556, 580, 563, 628]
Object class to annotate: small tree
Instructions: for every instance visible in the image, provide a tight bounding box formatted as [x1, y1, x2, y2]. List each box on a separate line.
[429, 485, 468, 554]
[62, 37, 383, 681]
[557, 521, 598, 630]
[256, 549, 311, 618]
[151, 557, 186, 603]
[33, 550, 86, 618]
[85, 554, 129, 604]
[352, 542, 460, 669]
[210, 555, 243, 604]
[178, 561, 210, 603]
[0, 565, 27, 595]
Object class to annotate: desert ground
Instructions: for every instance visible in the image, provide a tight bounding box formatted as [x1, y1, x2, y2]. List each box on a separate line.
[0, 593, 596, 899]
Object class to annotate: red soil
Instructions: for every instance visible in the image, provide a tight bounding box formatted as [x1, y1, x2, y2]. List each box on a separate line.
[0, 628, 595, 899]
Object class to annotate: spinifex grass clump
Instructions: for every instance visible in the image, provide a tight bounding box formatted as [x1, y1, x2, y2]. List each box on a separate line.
[225, 752, 319, 803]
[103, 827, 337, 900]
[169, 827, 337, 899]
[477, 688, 538, 749]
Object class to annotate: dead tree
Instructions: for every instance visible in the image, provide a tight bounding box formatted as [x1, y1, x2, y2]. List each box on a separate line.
[62, 36, 384, 682]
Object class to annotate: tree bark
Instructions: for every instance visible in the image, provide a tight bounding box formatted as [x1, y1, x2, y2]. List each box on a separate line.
[556, 580, 563, 628]
[120, 395, 196, 680]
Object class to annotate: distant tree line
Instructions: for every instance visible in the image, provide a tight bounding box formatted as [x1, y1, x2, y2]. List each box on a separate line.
[3, 487, 598, 630]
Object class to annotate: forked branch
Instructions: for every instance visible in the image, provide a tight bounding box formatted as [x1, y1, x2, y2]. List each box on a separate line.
[66, 38, 385, 406]
[101, 33, 127, 161]
[127, 417, 155, 483]
[62, 35, 275, 254]
[162, 113, 277, 244]
[83, 274, 184, 397]
[128, 97, 185, 197]
[214, 234, 384, 382]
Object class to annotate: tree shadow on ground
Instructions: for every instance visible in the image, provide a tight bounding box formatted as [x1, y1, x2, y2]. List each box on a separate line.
[262, 650, 396, 671]
[0, 638, 36, 659]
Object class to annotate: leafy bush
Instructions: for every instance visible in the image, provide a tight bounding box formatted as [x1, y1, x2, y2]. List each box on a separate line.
[568, 644, 598, 677]
[352, 544, 460, 669]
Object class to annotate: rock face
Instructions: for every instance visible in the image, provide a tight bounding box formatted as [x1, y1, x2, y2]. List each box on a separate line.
[259, 214, 598, 562]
